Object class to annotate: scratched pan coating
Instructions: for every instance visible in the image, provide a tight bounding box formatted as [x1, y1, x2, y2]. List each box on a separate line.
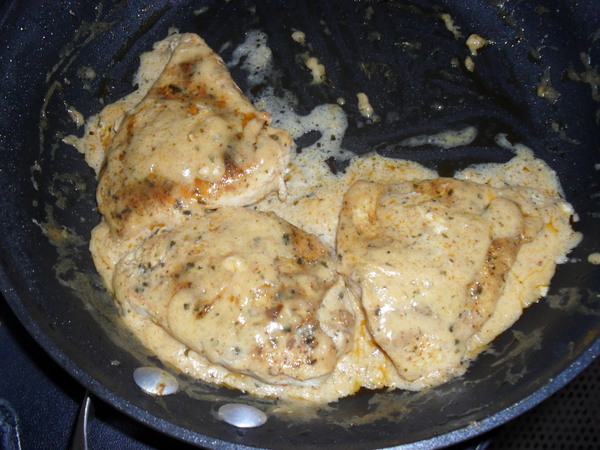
[0, 0, 598, 448]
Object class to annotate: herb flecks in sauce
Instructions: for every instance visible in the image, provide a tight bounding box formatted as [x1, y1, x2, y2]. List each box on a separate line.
[69, 32, 581, 403]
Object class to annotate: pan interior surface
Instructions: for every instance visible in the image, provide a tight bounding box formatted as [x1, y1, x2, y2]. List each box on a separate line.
[0, 0, 598, 448]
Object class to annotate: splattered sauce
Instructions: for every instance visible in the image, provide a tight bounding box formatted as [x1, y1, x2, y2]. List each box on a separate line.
[68, 31, 581, 403]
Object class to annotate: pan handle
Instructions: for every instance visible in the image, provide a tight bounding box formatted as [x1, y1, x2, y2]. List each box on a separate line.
[69, 391, 94, 450]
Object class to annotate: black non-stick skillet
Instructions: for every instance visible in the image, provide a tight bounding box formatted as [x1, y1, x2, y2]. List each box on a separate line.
[0, 1, 598, 448]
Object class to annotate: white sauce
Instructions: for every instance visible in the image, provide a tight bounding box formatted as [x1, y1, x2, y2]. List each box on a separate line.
[303, 55, 327, 84]
[66, 105, 85, 128]
[68, 31, 582, 404]
[356, 92, 376, 120]
[291, 30, 306, 44]
[465, 56, 475, 72]
[440, 13, 462, 39]
[466, 34, 488, 56]
[588, 253, 600, 265]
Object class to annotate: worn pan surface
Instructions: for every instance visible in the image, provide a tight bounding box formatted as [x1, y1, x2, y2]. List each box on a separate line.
[0, 0, 599, 448]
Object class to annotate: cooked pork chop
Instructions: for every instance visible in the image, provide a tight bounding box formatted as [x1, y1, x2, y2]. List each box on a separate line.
[336, 178, 550, 386]
[113, 207, 355, 385]
[97, 33, 292, 238]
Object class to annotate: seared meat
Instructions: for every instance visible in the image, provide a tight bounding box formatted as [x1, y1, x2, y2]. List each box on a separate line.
[336, 178, 546, 385]
[97, 34, 291, 238]
[113, 207, 355, 385]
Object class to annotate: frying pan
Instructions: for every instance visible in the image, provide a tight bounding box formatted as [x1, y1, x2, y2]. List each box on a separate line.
[0, 0, 598, 448]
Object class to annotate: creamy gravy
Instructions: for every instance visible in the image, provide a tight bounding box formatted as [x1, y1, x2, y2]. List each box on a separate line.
[69, 32, 581, 403]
